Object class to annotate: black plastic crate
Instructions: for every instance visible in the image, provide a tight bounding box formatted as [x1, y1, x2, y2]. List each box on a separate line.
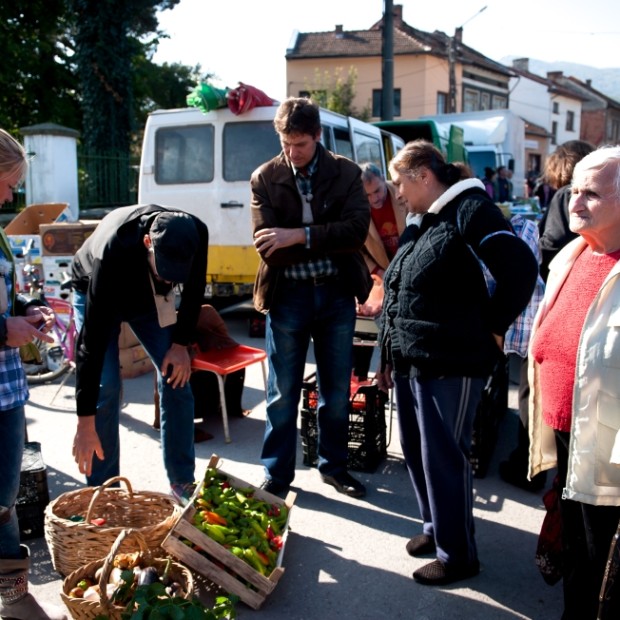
[16, 442, 50, 540]
[300, 373, 388, 473]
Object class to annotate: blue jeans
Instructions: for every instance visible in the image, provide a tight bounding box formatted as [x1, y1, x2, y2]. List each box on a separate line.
[0, 405, 26, 558]
[262, 278, 355, 486]
[73, 291, 195, 487]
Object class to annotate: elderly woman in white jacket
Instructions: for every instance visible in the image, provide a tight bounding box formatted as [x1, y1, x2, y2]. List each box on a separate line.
[528, 145, 620, 620]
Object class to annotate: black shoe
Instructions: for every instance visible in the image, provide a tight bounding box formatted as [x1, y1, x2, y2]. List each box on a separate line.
[413, 559, 480, 586]
[259, 479, 290, 499]
[320, 471, 366, 498]
[499, 460, 547, 493]
[406, 534, 436, 557]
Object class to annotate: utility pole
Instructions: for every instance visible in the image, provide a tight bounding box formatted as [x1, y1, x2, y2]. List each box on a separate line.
[381, 0, 394, 120]
[447, 6, 487, 114]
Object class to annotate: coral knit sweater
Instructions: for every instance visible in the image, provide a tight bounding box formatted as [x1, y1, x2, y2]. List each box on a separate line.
[531, 246, 620, 432]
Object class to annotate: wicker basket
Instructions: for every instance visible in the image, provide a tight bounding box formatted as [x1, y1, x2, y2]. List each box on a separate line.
[61, 528, 194, 620]
[45, 476, 180, 576]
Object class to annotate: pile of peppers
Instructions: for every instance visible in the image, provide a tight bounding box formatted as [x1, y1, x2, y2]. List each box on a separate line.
[188, 467, 289, 576]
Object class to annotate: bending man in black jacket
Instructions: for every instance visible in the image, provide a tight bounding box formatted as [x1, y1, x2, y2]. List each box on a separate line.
[71, 205, 208, 505]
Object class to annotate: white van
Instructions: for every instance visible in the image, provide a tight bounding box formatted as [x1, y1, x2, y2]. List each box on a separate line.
[138, 105, 404, 298]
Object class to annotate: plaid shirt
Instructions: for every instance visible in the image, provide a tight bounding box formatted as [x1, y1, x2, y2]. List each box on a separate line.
[0, 242, 29, 410]
[504, 215, 545, 357]
[284, 153, 337, 280]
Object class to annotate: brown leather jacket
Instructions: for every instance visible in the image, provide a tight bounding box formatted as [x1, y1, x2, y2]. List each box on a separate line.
[251, 143, 372, 313]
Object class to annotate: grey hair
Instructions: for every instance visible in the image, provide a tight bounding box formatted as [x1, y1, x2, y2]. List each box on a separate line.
[573, 145, 620, 197]
[360, 162, 384, 184]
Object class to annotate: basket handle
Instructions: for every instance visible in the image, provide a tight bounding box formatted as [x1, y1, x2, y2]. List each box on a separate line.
[98, 528, 149, 611]
[85, 476, 134, 523]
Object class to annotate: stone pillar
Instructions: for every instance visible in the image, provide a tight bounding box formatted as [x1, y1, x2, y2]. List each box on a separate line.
[20, 123, 80, 222]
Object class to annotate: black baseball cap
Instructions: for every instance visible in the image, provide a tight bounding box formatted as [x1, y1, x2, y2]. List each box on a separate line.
[149, 212, 200, 283]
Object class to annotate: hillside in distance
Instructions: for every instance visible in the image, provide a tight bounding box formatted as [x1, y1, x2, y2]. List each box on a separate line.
[501, 57, 620, 103]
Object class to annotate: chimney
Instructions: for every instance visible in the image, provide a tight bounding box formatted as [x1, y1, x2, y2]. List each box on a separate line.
[393, 4, 403, 24]
[335, 24, 344, 38]
[512, 58, 529, 72]
[454, 26, 463, 43]
[547, 71, 564, 81]
[586, 79, 592, 88]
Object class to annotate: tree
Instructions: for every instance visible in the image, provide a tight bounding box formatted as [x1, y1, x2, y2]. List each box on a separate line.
[71, 0, 184, 154]
[306, 66, 371, 121]
[0, 1, 80, 133]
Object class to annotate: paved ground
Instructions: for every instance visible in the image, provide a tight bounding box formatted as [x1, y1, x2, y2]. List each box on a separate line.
[23, 316, 563, 619]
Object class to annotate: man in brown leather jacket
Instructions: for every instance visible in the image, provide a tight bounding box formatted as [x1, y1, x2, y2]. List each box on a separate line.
[251, 97, 372, 499]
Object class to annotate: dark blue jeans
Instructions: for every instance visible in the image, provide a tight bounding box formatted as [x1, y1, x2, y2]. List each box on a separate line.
[73, 291, 195, 487]
[0, 405, 26, 558]
[262, 278, 356, 487]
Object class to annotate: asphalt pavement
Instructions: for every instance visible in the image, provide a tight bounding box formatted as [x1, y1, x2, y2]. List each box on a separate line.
[23, 315, 563, 620]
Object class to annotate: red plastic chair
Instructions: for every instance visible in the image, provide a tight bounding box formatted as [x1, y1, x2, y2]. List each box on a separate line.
[191, 344, 268, 443]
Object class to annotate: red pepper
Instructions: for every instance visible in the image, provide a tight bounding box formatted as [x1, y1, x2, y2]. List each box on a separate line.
[204, 511, 228, 526]
[90, 517, 106, 526]
[270, 535, 283, 551]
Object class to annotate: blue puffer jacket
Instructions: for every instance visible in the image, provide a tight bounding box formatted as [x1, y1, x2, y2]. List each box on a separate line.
[380, 180, 538, 379]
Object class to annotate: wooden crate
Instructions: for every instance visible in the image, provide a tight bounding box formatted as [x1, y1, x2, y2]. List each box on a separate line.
[162, 455, 295, 610]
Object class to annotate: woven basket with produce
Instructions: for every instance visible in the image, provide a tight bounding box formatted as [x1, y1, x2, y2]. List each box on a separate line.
[61, 528, 194, 620]
[45, 476, 180, 576]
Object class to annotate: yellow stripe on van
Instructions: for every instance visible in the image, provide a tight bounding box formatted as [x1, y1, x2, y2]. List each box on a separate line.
[206, 245, 259, 284]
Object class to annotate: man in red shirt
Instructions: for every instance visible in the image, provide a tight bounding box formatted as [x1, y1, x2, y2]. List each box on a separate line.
[357, 163, 407, 318]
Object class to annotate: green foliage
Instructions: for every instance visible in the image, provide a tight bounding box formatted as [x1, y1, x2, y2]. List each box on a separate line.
[0, 0, 196, 152]
[121, 583, 238, 620]
[305, 66, 371, 121]
[0, 0, 81, 132]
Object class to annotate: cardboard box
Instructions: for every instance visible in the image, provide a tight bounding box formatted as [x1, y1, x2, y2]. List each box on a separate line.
[119, 344, 153, 379]
[39, 221, 98, 256]
[5, 203, 71, 275]
[162, 454, 295, 609]
[119, 322, 140, 350]
[4, 203, 71, 236]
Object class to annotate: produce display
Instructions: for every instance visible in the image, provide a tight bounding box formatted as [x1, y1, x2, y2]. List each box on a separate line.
[187, 467, 289, 576]
[66, 552, 186, 605]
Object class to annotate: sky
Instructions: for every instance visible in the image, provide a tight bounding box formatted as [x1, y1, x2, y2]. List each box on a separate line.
[153, 0, 620, 102]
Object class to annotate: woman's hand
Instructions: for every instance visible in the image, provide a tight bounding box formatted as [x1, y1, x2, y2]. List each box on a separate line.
[375, 363, 394, 393]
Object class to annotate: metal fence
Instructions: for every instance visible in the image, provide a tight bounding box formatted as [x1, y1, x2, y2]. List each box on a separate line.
[77, 149, 139, 209]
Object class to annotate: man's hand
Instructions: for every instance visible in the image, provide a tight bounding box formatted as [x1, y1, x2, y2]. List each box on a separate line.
[5, 314, 55, 348]
[73, 416, 104, 477]
[357, 274, 384, 317]
[254, 227, 305, 257]
[161, 342, 192, 389]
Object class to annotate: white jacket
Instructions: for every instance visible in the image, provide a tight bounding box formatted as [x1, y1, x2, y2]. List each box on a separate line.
[528, 236, 620, 506]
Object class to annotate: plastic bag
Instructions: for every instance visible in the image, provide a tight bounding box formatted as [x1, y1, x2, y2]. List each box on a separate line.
[535, 475, 563, 585]
[186, 82, 229, 114]
[227, 82, 276, 115]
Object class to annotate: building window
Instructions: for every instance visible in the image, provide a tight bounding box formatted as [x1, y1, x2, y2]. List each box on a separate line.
[463, 88, 479, 112]
[491, 95, 508, 109]
[611, 119, 620, 143]
[566, 110, 575, 132]
[552, 102, 559, 114]
[436, 92, 448, 114]
[480, 92, 491, 110]
[372, 89, 402, 117]
[551, 121, 558, 146]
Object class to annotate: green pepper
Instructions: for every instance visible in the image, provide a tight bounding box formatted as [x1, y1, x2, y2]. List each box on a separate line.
[244, 547, 266, 575]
